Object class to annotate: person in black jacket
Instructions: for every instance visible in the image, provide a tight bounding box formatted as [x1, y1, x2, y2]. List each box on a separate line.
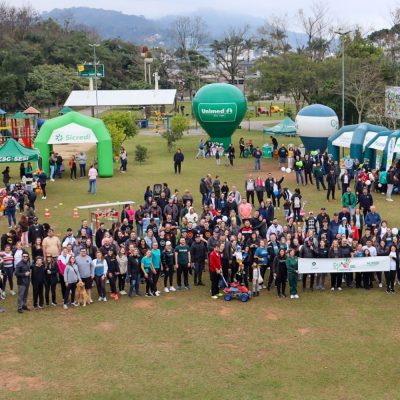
[228, 144, 235, 166]
[316, 240, 329, 289]
[128, 248, 141, 298]
[266, 234, 279, 290]
[28, 217, 43, 246]
[15, 252, 31, 313]
[386, 166, 395, 201]
[105, 248, 120, 299]
[326, 169, 337, 202]
[299, 238, 319, 291]
[31, 256, 46, 309]
[173, 149, 184, 174]
[162, 242, 175, 292]
[303, 154, 314, 185]
[190, 235, 207, 286]
[44, 254, 59, 306]
[272, 248, 288, 297]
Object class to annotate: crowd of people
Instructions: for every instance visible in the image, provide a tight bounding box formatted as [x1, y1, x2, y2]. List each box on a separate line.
[1, 139, 399, 314]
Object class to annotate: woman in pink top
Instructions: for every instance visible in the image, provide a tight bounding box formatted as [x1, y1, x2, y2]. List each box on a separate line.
[126, 205, 135, 222]
[88, 165, 98, 195]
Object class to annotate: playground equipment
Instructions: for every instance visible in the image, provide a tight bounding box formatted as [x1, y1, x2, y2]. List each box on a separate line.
[258, 107, 270, 115]
[10, 112, 33, 147]
[271, 106, 284, 113]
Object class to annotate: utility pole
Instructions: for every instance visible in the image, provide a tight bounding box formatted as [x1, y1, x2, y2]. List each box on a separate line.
[89, 43, 100, 118]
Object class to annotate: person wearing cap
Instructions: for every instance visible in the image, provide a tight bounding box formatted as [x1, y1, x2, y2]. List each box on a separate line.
[338, 206, 351, 223]
[209, 243, 222, 299]
[317, 207, 330, 227]
[174, 237, 191, 290]
[207, 229, 220, 253]
[62, 228, 76, 248]
[28, 217, 43, 246]
[303, 211, 319, 235]
[359, 187, 373, 218]
[190, 234, 207, 286]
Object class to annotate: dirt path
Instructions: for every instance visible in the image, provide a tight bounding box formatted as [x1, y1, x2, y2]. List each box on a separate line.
[52, 143, 95, 159]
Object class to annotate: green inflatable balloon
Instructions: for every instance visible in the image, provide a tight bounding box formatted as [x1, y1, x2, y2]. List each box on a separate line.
[193, 83, 247, 148]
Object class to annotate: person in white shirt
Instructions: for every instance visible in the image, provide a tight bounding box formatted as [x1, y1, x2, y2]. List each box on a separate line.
[267, 219, 284, 241]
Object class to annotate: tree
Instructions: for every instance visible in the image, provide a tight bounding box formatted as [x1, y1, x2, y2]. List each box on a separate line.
[102, 111, 139, 139]
[244, 109, 255, 130]
[211, 25, 251, 84]
[168, 16, 209, 59]
[170, 113, 188, 135]
[106, 124, 125, 156]
[134, 144, 148, 164]
[258, 13, 291, 55]
[296, 2, 334, 60]
[341, 59, 385, 124]
[161, 130, 184, 152]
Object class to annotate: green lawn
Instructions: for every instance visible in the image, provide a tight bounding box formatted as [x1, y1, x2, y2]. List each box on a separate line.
[1, 129, 400, 399]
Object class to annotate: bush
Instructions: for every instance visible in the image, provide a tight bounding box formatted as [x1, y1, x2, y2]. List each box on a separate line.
[284, 106, 294, 119]
[247, 93, 259, 103]
[161, 129, 183, 152]
[161, 114, 188, 151]
[134, 144, 148, 164]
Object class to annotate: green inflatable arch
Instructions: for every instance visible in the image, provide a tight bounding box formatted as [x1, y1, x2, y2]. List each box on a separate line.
[34, 112, 113, 178]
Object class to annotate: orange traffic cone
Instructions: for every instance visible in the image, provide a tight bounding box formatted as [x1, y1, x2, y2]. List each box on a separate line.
[44, 208, 50, 218]
[73, 208, 79, 218]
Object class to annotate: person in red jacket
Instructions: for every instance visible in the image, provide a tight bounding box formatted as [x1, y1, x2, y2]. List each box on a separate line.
[209, 243, 222, 299]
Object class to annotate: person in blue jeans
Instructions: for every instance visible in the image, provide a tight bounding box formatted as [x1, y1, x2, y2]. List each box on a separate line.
[254, 146, 262, 172]
[88, 165, 98, 195]
[3, 192, 18, 228]
[294, 156, 305, 186]
[196, 139, 206, 159]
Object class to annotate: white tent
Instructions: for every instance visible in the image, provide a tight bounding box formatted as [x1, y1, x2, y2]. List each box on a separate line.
[65, 89, 177, 107]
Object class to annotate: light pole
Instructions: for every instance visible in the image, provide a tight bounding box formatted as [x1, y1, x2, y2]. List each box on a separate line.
[334, 30, 351, 129]
[28, 72, 51, 90]
[89, 44, 100, 118]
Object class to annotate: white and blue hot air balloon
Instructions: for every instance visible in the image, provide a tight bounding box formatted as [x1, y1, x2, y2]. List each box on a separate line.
[295, 105, 339, 152]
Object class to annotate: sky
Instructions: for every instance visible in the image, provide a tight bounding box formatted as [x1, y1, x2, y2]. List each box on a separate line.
[17, 0, 397, 32]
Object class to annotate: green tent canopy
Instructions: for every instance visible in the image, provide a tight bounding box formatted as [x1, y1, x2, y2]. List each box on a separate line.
[58, 106, 74, 115]
[263, 116, 296, 136]
[0, 139, 40, 162]
[11, 111, 30, 120]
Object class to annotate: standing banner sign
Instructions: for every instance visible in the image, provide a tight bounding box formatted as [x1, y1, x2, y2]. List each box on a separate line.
[299, 257, 390, 274]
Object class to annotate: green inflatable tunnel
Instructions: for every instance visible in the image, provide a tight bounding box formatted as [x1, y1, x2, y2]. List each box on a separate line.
[34, 112, 113, 178]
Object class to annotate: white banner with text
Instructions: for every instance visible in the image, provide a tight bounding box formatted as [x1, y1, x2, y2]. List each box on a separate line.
[299, 257, 391, 274]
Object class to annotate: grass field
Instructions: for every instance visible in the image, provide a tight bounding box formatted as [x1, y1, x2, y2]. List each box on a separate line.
[1, 128, 400, 399]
